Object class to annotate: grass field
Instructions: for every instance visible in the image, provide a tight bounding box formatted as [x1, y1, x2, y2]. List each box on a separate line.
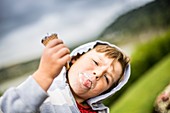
[110, 54, 170, 113]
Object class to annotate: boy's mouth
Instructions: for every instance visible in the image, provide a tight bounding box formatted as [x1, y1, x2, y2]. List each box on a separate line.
[79, 72, 93, 89]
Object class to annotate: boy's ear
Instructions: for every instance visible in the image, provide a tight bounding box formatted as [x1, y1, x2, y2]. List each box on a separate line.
[70, 54, 82, 64]
[70, 55, 79, 64]
[71, 59, 76, 64]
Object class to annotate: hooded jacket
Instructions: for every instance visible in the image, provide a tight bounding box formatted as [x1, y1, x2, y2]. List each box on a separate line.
[0, 40, 130, 113]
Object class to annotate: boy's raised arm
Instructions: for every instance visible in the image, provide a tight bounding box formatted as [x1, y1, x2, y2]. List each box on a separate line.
[33, 38, 70, 91]
[0, 38, 70, 112]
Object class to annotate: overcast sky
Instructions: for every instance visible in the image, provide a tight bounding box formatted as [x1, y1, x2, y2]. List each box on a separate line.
[0, 0, 153, 68]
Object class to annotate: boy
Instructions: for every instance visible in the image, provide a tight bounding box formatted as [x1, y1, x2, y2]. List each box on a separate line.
[0, 37, 130, 113]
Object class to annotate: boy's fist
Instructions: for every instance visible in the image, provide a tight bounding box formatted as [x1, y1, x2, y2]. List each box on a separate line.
[33, 34, 70, 91]
[39, 38, 70, 79]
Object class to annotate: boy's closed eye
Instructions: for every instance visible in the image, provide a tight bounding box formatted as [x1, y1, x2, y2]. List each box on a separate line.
[92, 59, 99, 66]
[104, 74, 109, 84]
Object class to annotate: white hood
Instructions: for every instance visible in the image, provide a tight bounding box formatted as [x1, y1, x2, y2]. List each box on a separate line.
[70, 40, 131, 109]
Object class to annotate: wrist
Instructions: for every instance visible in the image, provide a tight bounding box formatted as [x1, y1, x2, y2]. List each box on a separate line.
[32, 70, 54, 91]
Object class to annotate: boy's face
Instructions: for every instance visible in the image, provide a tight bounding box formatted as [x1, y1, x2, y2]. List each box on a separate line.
[68, 49, 122, 102]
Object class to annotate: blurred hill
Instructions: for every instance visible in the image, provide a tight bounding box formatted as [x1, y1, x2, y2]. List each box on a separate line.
[98, 0, 170, 44]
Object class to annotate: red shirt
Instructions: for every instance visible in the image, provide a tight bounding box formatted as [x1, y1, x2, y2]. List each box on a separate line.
[76, 102, 98, 113]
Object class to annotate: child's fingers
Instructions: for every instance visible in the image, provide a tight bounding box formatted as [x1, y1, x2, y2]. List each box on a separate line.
[51, 43, 68, 53]
[53, 47, 70, 66]
[59, 54, 71, 66]
[46, 39, 63, 48]
[54, 47, 70, 59]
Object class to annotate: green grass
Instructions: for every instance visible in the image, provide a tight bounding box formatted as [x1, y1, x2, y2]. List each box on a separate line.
[110, 54, 170, 113]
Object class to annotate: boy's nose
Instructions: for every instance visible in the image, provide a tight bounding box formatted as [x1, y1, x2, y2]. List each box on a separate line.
[93, 71, 103, 80]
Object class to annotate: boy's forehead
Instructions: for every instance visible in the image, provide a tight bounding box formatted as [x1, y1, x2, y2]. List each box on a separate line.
[86, 49, 113, 62]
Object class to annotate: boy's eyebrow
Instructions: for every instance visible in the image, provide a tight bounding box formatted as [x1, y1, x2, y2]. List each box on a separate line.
[97, 55, 104, 62]
[97, 56, 104, 63]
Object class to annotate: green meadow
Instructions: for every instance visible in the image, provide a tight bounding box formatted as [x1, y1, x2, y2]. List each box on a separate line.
[110, 54, 170, 113]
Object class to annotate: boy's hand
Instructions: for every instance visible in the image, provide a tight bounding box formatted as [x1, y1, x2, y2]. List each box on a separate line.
[33, 39, 71, 91]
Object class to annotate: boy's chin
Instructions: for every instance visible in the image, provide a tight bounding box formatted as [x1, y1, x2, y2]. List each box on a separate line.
[70, 86, 89, 100]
